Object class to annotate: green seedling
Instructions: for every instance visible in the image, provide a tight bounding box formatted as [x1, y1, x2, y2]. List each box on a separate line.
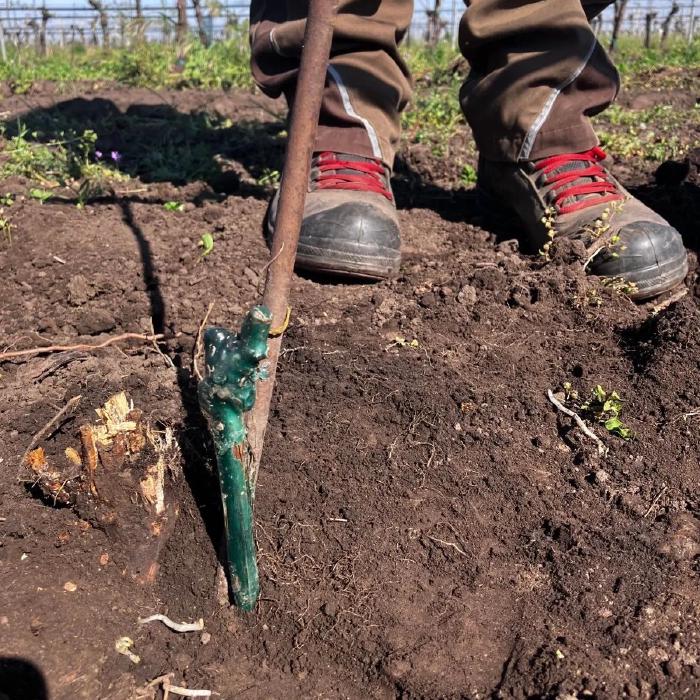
[198, 232, 215, 258]
[257, 168, 280, 187]
[601, 275, 639, 297]
[579, 384, 633, 440]
[539, 206, 558, 260]
[387, 336, 419, 350]
[460, 163, 477, 185]
[197, 307, 272, 610]
[163, 201, 185, 212]
[0, 215, 13, 245]
[29, 188, 53, 204]
[0, 193, 14, 244]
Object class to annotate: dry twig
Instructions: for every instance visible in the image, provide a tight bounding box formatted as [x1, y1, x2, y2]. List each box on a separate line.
[148, 319, 174, 369]
[427, 535, 468, 557]
[20, 395, 82, 468]
[649, 287, 688, 316]
[644, 485, 668, 518]
[145, 672, 213, 698]
[0, 333, 165, 362]
[193, 302, 214, 382]
[547, 389, 607, 456]
[164, 682, 212, 699]
[256, 241, 285, 296]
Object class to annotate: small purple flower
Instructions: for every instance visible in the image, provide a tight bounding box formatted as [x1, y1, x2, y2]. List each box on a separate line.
[111, 150, 121, 163]
[95, 150, 103, 159]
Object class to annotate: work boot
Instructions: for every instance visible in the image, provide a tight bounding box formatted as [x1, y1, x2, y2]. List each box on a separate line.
[267, 151, 401, 280]
[478, 147, 688, 300]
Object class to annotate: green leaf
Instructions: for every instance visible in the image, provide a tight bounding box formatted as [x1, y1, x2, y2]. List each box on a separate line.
[604, 416, 622, 431]
[163, 201, 185, 212]
[604, 416, 632, 439]
[29, 188, 53, 204]
[198, 232, 214, 258]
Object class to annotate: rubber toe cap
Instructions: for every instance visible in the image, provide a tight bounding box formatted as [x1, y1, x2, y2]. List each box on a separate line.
[589, 221, 688, 299]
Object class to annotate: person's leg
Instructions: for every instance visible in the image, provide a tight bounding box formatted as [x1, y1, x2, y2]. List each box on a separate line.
[250, 0, 413, 167]
[460, 0, 688, 300]
[459, 0, 618, 162]
[250, 0, 413, 279]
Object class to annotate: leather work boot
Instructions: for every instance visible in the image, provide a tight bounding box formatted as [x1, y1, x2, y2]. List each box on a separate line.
[478, 147, 688, 300]
[267, 151, 401, 280]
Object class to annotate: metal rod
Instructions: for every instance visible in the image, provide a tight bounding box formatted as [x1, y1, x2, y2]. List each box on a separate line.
[246, 0, 338, 482]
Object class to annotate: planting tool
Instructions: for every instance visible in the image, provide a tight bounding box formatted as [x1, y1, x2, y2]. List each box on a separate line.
[197, 0, 338, 612]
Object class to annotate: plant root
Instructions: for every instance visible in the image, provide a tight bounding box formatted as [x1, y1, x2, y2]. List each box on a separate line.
[138, 614, 204, 633]
[0, 333, 167, 363]
[547, 389, 608, 456]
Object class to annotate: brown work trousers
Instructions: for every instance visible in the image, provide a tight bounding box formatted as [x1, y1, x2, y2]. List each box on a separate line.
[250, 1, 620, 166]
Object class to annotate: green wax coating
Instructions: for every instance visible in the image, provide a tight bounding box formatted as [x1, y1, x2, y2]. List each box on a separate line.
[197, 305, 272, 611]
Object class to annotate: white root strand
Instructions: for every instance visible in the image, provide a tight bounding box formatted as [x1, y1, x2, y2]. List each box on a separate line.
[547, 389, 608, 456]
[165, 685, 212, 698]
[138, 614, 204, 633]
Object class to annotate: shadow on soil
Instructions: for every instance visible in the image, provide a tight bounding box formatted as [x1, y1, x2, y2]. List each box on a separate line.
[10, 95, 697, 253]
[6, 96, 480, 216]
[0, 657, 49, 700]
[116, 197, 226, 572]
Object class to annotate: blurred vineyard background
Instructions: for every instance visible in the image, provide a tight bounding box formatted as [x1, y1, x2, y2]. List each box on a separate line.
[0, 1, 697, 54]
[0, 1, 696, 95]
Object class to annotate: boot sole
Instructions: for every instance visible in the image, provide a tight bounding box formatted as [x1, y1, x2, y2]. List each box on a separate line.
[623, 252, 689, 301]
[264, 203, 400, 281]
[295, 244, 400, 280]
[476, 186, 689, 301]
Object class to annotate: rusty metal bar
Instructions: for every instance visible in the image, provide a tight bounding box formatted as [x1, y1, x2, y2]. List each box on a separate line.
[246, 0, 339, 484]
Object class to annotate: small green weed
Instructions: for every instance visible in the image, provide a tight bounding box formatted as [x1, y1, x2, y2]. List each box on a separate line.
[163, 201, 185, 212]
[0, 124, 127, 205]
[0, 194, 13, 244]
[198, 232, 215, 258]
[257, 168, 280, 187]
[595, 104, 699, 161]
[459, 163, 477, 185]
[386, 336, 420, 351]
[29, 188, 53, 204]
[539, 206, 558, 260]
[564, 382, 633, 440]
[601, 275, 639, 297]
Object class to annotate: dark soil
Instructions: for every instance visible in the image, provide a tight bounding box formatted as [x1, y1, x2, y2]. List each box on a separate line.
[1, 77, 699, 700]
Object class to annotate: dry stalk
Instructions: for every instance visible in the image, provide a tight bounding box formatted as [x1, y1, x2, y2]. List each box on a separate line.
[193, 302, 214, 381]
[0, 333, 166, 362]
[644, 485, 668, 518]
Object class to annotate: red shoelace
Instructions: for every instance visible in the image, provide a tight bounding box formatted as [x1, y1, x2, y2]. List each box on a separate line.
[313, 151, 393, 201]
[534, 146, 624, 215]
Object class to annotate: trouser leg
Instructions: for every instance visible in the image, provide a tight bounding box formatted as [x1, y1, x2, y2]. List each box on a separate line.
[459, 0, 620, 162]
[250, 0, 414, 166]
